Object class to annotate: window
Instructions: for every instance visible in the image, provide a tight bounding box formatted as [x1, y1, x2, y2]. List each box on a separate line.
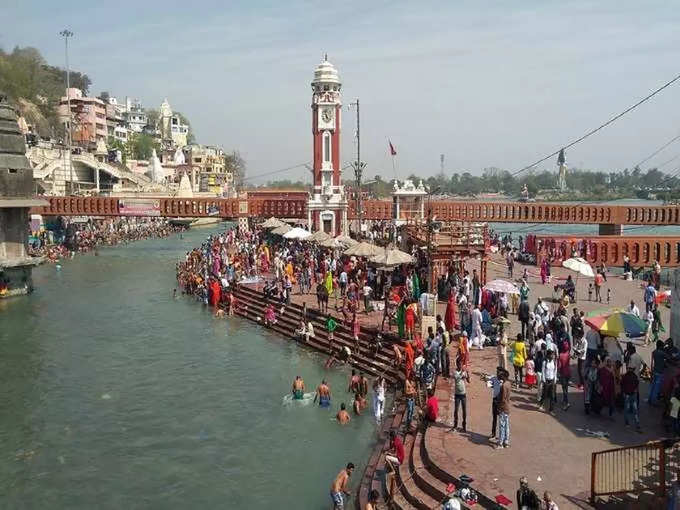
[323, 132, 331, 163]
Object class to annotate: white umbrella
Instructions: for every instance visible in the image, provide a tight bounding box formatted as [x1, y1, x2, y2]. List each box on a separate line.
[562, 257, 594, 278]
[283, 227, 311, 240]
[307, 230, 332, 243]
[271, 224, 292, 235]
[369, 248, 414, 267]
[483, 279, 519, 294]
[334, 234, 358, 246]
[344, 241, 382, 257]
[261, 217, 285, 228]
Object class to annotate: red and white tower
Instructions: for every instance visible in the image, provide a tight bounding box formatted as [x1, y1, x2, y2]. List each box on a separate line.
[307, 56, 348, 235]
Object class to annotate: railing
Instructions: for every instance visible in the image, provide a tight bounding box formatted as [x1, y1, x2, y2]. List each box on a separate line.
[591, 438, 680, 503]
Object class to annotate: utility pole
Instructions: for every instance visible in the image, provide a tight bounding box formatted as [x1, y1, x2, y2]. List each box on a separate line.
[60, 29, 74, 195]
[349, 99, 365, 237]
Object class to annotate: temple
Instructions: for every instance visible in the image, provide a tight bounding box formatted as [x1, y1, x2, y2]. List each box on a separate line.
[0, 92, 47, 297]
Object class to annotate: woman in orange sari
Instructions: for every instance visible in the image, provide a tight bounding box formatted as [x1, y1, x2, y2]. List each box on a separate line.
[457, 331, 470, 369]
[444, 293, 459, 332]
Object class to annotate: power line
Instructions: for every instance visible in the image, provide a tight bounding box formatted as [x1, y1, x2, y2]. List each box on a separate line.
[634, 133, 680, 168]
[241, 162, 310, 182]
[511, 71, 680, 177]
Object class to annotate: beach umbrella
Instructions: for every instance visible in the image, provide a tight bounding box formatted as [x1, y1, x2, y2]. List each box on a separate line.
[343, 241, 382, 258]
[562, 257, 594, 278]
[261, 217, 285, 229]
[283, 227, 311, 240]
[369, 248, 414, 268]
[307, 230, 332, 243]
[483, 279, 520, 294]
[271, 224, 292, 236]
[584, 310, 648, 338]
[334, 234, 358, 246]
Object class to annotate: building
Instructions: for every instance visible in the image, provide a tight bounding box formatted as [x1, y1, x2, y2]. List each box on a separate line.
[182, 144, 232, 195]
[105, 98, 128, 143]
[124, 97, 148, 133]
[307, 56, 348, 235]
[159, 99, 189, 149]
[58, 88, 108, 148]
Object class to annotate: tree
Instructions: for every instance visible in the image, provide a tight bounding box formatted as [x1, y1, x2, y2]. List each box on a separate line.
[225, 151, 246, 190]
[128, 132, 159, 160]
[107, 136, 127, 164]
[145, 108, 159, 130]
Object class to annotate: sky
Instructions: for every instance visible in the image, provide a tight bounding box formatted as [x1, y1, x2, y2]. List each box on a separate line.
[3, 0, 680, 184]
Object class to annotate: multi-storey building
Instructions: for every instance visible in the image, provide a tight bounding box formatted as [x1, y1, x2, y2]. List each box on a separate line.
[58, 88, 108, 148]
[182, 144, 232, 195]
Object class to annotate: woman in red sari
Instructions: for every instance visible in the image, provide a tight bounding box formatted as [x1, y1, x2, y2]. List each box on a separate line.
[444, 293, 459, 331]
[209, 279, 221, 308]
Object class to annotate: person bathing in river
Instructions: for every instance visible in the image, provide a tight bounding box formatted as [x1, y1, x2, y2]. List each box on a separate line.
[348, 369, 360, 393]
[292, 375, 305, 400]
[337, 402, 351, 424]
[314, 379, 332, 407]
[353, 392, 367, 415]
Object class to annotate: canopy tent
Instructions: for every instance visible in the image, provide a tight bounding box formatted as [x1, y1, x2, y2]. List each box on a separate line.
[562, 257, 594, 278]
[261, 217, 286, 229]
[271, 224, 292, 235]
[307, 230, 332, 243]
[343, 241, 382, 258]
[320, 238, 344, 248]
[369, 248, 414, 268]
[283, 227, 312, 240]
[483, 279, 519, 294]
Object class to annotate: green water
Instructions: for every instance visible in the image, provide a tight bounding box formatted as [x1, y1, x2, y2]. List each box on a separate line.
[0, 226, 382, 510]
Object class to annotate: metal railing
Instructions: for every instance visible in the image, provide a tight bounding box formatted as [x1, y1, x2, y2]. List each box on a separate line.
[591, 438, 680, 503]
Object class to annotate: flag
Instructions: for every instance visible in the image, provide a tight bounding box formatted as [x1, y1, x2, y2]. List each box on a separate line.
[388, 140, 397, 156]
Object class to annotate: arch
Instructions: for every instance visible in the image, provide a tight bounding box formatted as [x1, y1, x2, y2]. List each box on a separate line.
[632, 243, 640, 264]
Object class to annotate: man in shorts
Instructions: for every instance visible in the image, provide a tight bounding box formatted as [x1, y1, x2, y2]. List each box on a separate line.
[330, 462, 354, 509]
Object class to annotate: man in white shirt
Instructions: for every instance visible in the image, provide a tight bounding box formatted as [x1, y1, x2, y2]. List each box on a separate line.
[488, 367, 503, 441]
[540, 350, 557, 412]
[628, 300, 640, 318]
[585, 328, 601, 366]
[626, 344, 643, 376]
[573, 335, 587, 389]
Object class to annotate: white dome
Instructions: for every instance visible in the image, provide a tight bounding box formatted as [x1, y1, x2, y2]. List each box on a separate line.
[312, 57, 341, 87]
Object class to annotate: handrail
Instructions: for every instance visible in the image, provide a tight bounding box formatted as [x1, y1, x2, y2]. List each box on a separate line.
[590, 438, 680, 503]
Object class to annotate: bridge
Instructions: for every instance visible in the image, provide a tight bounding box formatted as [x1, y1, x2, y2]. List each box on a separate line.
[28, 194, 680, 267]
[31, 195, 680, 226]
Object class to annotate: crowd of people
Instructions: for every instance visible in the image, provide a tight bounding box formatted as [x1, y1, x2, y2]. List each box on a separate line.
[175, 220, 678, 510]
[28, 217, 185, 263]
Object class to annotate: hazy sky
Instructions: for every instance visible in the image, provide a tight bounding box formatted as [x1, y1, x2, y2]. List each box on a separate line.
[3, 1, 680, 184]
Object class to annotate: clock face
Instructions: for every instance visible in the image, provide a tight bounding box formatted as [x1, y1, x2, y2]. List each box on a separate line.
[321, 107, 333, 123]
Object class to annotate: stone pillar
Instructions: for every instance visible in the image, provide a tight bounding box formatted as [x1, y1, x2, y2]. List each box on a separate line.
[95, 167, 100, 192]
[599, 223, 623, 235]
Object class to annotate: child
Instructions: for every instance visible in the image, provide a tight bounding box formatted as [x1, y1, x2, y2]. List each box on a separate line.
[588, 283, 593, 301]
[326, 314, 338, 348]
[607, 288, 611, 304]
[524, 356, 537, 388]
[671, 387, 680, 436]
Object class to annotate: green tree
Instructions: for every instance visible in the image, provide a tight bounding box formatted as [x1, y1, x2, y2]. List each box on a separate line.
[128, 132, 159, 160]
[225, 151, 246, 190]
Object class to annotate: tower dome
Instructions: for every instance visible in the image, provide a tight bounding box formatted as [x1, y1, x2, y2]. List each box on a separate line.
[311, 56, 341, 92]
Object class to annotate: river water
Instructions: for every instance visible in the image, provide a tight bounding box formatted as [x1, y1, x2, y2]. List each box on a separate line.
[0, 226, 381, 510]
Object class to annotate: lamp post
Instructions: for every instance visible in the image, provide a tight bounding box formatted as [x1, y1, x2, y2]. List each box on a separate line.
[426, 185, 441, 294]
[59, 29, 74, 195]
[348, 99, 365, 238]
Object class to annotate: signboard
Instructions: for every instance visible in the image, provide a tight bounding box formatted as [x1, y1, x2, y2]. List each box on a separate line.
[119, 199, 160, 217]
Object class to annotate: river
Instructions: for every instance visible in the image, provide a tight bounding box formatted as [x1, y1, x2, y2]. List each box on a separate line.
[0, 225, 381, 510]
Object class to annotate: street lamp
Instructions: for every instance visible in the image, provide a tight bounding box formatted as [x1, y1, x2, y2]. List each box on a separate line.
[59, 29, 74, 195]
[426, 185, 441, 294]
[348, 99, 365, 237]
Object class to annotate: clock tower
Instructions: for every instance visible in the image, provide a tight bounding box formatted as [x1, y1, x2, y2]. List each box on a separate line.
[307, 56, 348, 235]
